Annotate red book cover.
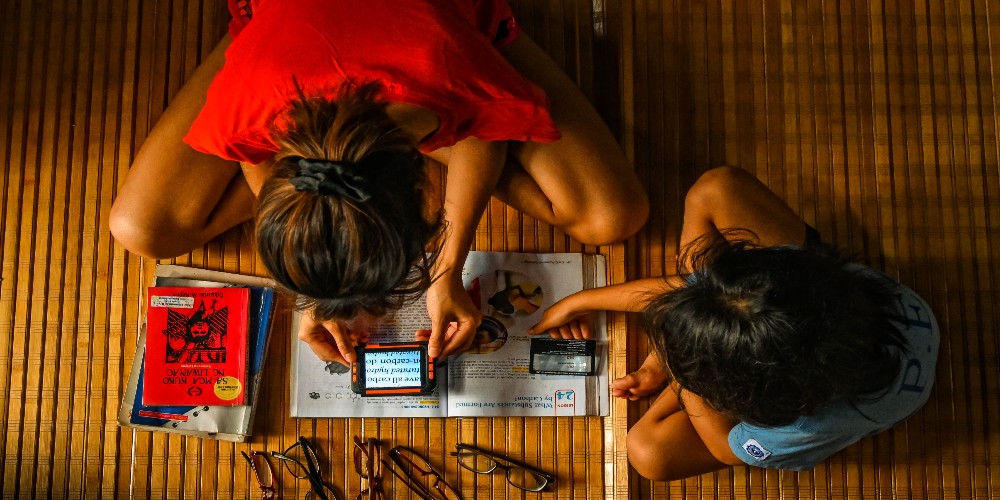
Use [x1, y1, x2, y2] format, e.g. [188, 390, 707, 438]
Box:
[142, 286, 250, 406]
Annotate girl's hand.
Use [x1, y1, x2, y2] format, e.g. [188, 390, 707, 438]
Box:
[528, 292, 594, 339]
[425, 274, 481, 359]
[297, 309, 371, 366]
[611, 352, 671, 400]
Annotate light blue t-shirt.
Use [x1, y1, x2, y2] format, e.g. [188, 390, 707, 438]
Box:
[727, 265, 940, 471]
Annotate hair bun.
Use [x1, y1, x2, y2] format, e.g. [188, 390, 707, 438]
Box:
[289, 157, 371, 202]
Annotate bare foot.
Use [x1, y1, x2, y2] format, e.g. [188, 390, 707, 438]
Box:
[611, 353, 670, 400]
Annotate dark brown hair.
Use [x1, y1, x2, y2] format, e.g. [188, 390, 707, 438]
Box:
[256, 82, 442, 322]
[642, 233, 907, 427]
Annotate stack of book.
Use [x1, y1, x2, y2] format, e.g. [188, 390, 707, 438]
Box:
[118, 265, 277, 442]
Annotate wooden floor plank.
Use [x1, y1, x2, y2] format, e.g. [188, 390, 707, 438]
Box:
[1, 0, 999, 498]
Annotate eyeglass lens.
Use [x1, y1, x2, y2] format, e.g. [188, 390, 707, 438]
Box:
[273, 438, 340, 500]
[353, 437, 384, 500]
[242, 451, 276, 493]
[353, 437, 380, 478]
[304, 482, 339, 500]
[281, 438, 323, 479]
[454, 447, 549, 491]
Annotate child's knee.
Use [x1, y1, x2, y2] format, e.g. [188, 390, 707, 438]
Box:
[626, 426, 672, 481]
[685, 166, 750, 211]
[625, 428, 653, 471]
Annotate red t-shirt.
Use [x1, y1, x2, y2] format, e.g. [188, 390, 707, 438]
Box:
[187, 0, 561, 164]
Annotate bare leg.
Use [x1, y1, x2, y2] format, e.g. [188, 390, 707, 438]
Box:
[110, 35, 256, 259]
[680, 167, 808, 254]
[495, 35, 649, 245]
[627, 386, 728, 480]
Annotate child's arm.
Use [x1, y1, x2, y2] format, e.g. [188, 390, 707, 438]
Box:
[528, 277, 681, 339]
[531, 168, 808, 339]
[425, 137, 507, 359]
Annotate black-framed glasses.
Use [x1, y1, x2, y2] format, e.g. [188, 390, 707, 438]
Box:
[383, 445, 462, 500]
[242, 450, 278, 500]
[451, 444, 554, 492]
[352, 436, 384, 500]
[271, 436, 341, 500]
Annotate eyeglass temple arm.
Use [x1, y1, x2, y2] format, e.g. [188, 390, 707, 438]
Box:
[453, 445, 555, 480]
[382, 457, 439, 500]
[300, 459, 336, 500]
[297, 437, 338, 495]
[271, 450, 334, 500]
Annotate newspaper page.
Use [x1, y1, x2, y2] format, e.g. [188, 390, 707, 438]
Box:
[446, 252, 608, 417]
[289, 251, 608, 418]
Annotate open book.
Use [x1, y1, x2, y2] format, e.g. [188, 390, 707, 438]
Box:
[290, 251, 609, 418]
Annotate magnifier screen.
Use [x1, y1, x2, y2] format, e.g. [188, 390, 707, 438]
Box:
[363, 349, 423, 389]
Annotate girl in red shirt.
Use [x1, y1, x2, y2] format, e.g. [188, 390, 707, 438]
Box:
[110, 0, 648, 365]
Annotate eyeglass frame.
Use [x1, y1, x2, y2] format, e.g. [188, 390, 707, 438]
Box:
[270, 436, 341, 500]
[450, 443, 555, 492]
[382, 445, 462, 500]
[352, 436, 384, 500]
[241, 450, 278, 500]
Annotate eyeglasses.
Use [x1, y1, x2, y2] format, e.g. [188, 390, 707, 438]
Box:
[451, 444, 554, 492]
[242, 450, 278, 500]
[271, 436, 341, 500]
[383, 445, 462, 500]
[352, 436, 384, 500]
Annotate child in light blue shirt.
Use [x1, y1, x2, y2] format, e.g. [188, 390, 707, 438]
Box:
[530, 167, 940, 479]
[726, 263, 938, 470]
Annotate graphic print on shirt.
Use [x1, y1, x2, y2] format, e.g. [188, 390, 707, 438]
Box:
[742, 439, 772, 461]
[894, 291, 935, 397]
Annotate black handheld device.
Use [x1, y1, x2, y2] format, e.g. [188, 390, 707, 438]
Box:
[350, 341, 436, 396]
[529, 338, 598, 376]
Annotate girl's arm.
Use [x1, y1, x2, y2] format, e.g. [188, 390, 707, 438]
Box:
[425, 137, 507, 359]
[240, 159, 274, 197]
[528, 276, 683, 338]
[110, 35, 256, 259]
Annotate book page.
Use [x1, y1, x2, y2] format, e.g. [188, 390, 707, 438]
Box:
[289, 301, 448, 418]
[446, 252, 608, 417]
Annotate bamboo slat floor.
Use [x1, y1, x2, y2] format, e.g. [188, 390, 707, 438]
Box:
[1, 0, 997, 498]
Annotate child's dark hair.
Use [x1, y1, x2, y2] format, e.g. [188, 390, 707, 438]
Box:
[642, 233, 907, 427]
[256, 82, 442, 322]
